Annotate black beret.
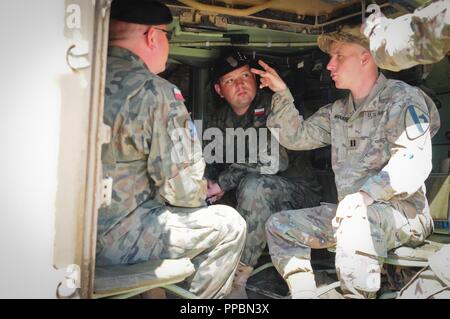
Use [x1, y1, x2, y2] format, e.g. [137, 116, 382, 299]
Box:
[111, 0, 173, 26]
[213, 50, 256, 83]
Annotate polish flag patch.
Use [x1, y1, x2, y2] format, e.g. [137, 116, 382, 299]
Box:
[173, 87, 184, 100]
[254, 108, 265, 116]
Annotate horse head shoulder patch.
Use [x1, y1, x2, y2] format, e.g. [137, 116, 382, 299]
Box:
[404, 105, 430, 140]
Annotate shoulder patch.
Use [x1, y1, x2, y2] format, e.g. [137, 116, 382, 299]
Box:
[186, 119, 197, 141]
[173, 87, 184, 101]
[404, 105, 430, 140]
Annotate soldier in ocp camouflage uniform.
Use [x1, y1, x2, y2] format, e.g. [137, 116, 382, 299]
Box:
[95, 0, 246, 299]
[204, 50, 321, 298]
[252, 25, 440, 298]
[362, 0, 449, 71]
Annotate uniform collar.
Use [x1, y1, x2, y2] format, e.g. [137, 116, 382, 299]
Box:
[108, 46, 149, 72]
[223, 90, 271, 127]
[348, 73, 387, 122]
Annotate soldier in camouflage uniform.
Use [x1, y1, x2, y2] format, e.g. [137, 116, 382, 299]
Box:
[252, 26, 441, 298]
[204, 50, 322, 298]
[362, 0, 449, 71]
[95, 0, 246, 299]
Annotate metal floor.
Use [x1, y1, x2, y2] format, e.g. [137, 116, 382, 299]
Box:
[246, 248, 340, 299]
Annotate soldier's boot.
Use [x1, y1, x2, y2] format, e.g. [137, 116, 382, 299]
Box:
[287, 272, 318, 299]
[227, 262, 253, 299]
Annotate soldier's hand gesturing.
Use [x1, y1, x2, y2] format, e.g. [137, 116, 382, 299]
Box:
[251, 60, 287, 92]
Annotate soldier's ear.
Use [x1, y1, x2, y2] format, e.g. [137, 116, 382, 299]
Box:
[144, 27, 157, 49]
[214, 83, 224, 98]
[361, 51, 371, 66]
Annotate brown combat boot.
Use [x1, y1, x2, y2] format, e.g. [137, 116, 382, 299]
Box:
[226, 262, 253, 299]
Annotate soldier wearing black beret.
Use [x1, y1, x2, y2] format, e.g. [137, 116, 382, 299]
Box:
[97, 0, 247, 299]
[205, 49, 322, 298]
[212, 50, 255, 84]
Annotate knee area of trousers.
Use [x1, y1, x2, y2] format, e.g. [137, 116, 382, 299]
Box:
[265, 212, 285, 234]
[335, 212, 373, 245]
[212, 204, 247, 234]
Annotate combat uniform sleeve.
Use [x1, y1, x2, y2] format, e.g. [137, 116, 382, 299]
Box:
[360, 88, 440, 201]
[217, 165, 251, 192]
[367, 0, 450, 71]
[147, 82, 207, 207]
[267, 89, 332, 150]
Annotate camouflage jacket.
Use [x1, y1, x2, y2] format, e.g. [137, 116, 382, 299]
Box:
[267, 74, 440, 215]
[99, 47, 206, 236]
[205, 90, 320, 194]
[366, 0, 449, 71]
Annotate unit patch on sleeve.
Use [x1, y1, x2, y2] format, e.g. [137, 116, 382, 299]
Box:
[404, 105, 430, 140]
[185, 119, 198, 141]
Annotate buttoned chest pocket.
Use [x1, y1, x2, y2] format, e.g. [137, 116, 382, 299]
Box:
[331, 119, 349, 165]
[360, 111, 381, 137]
[359, 113, 388, 169]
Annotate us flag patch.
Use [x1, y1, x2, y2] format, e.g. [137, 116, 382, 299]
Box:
[173, 87, 184, 100]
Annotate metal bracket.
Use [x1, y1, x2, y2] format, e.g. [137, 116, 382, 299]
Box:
[66, 44, 91, 71]
[208, 15, 228, 28]
[100, 176, 113, 207]
[99, 123, 111, 145]
[179, 10, 196, 24]
[55, 264, 81, 299]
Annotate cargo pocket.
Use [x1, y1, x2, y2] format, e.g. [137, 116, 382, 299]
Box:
[160, 160, 207, 207]
[393, 200, 431, 247]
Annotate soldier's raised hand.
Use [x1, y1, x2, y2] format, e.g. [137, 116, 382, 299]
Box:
[251, 60, 287, 93]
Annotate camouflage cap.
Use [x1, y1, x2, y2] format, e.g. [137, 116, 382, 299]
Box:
[111, 0, 173, 26]
[317, 25, 369, 54]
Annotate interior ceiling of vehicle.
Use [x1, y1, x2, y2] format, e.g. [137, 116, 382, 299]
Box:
[162, 0, 425, 64]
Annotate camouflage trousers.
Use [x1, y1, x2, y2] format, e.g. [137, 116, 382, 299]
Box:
[266, 201, 433, 298]
[96, 202, 246, 299]
[234, 173, 320, 267]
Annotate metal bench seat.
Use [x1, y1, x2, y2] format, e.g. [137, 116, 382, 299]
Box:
[93, 258, 196, 299]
